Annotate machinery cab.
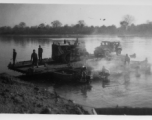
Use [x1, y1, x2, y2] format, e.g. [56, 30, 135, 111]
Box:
[52, 41, 88, 63]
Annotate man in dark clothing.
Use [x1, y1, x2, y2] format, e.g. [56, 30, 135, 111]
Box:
[38, 45, 43, 62]
[64, 39, 66, 44]
[13, 49, 17, 65]
[125, 54, 130, 65]
[31, 49, 38, 67]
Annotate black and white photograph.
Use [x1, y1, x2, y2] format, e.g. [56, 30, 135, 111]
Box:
[1, 0, 152, 118]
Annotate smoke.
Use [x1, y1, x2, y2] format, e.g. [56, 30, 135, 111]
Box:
[84, 38, 101, 54]
[82, 36, 152, 76]
[86, 57, 124, 74]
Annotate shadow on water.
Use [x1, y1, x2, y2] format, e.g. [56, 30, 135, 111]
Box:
[18, 74, 93, 96]
[53, 83, 93, 98]
[96, 79, 110, 88]
[18, 74, 94, 100]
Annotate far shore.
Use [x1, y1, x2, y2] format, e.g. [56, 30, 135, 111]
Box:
[0, 34, 116, 38]
[1, 34, 152, 38]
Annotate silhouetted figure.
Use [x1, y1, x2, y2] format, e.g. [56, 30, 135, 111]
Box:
[100, 66, 110, 79]
[31, 49, 38, 67]
[80, 66, 87, 83]
[74, 38, 79, 46]
[38, 45, 43, 62]
[101, 66, 106, 72]
[145, 57, 148, 63]
[13, 49, 17, 65]
[124, 54, 130, 65]
[64, 39, 66, 44]
[144, 57, 151, 74]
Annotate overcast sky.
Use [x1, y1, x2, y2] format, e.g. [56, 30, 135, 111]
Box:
[1, 0, 152, 27]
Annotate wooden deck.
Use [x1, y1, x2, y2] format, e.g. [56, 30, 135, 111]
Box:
[8, 54, 150, 76]
[8, 58, 86, 75]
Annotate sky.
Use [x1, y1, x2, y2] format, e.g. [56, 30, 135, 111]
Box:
[1, 0, 152, 27]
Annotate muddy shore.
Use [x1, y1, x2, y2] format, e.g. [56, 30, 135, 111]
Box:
[0, 73, 89, 114]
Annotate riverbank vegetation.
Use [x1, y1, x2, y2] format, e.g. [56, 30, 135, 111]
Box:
[1, 15, 152, 37]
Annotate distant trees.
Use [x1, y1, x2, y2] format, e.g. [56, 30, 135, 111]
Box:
[18, 22, 26, 28]
[77, 20, 86, 27]
[146, 20, 152, 24]
[123, 15, 134, 26]
[1, 16, 152, 36]
[13, 22, 26, 29]
[120, 15, 134, 30]
[51, 20, 62, 28]
[38, 23, 45, 28]
[120, 21, 128, 28]
[119, 15, 135, 35]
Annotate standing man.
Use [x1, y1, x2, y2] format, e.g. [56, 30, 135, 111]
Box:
[124, 54, 130, 65]
[74, 38, 79, 46]
[38, 45, 43, 62]
[13, 49, 17, 65]
[64, 39, 66, 44]
[31, 49, 38, 67]
[80, 66, 87, 83]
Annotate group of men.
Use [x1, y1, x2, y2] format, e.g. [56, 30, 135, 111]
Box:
[12, 45, 43, 67]
[31, 45, 43, 67]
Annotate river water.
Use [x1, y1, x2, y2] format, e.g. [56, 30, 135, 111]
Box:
[1, 35, 152, 108]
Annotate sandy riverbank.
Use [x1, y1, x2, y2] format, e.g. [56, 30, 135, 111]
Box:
[0, 73, 89, 114]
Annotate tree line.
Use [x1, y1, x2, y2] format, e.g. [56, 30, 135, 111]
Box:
[1, 15, 152, 36]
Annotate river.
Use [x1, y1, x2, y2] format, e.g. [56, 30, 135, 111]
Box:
[1, 35, 152, 108]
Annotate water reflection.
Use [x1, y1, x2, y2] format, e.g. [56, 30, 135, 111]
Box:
[53, 83, 92, 99]
[100, 80, 110, 88]
[0, 36, 51, 47]
[123, 72, 130, 91]
[80, 84, 92, 98]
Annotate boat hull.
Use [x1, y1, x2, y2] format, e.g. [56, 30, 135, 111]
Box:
[52, 68, 91, 83]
